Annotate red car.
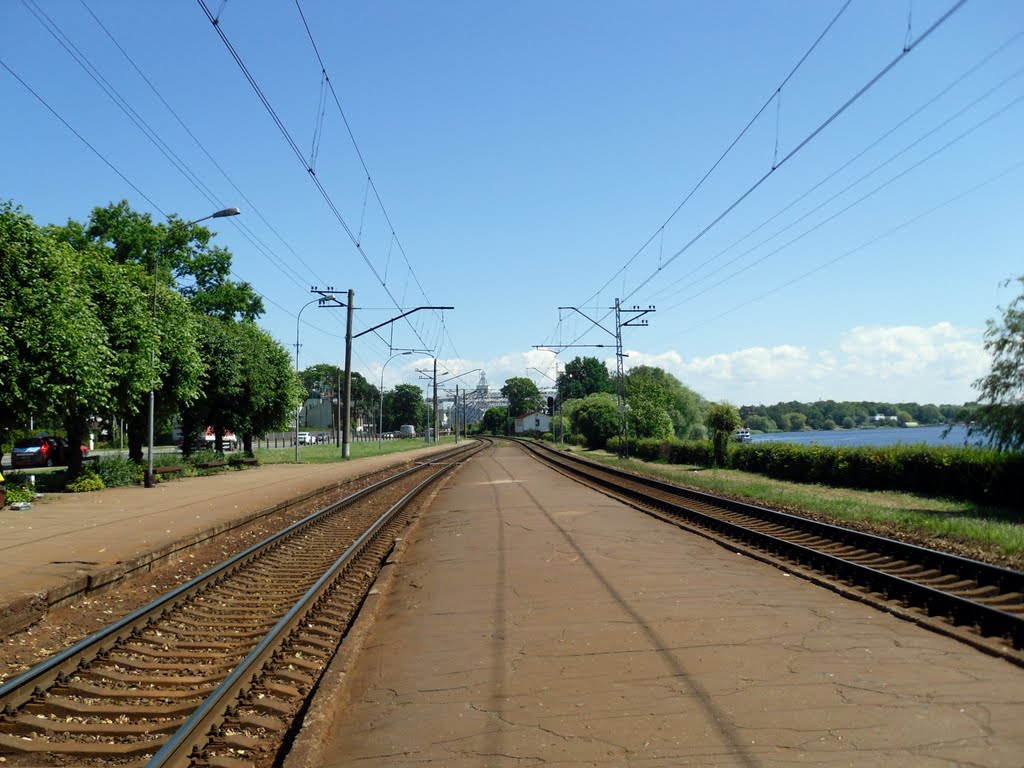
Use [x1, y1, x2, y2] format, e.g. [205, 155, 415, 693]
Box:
[10, 436, 88, 468]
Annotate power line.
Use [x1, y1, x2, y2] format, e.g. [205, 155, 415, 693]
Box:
[197, 0, 443, 356]
[291, 0, 457, 358]
[578, 0, 853, 310]
[649, 28, 1024, 305]
[0, 56, 166, 214]
[78, 0, 328, 288]
[24, 0, 321, 294]
[546, 0, 970, 353]
[682, 157, 1024, 331]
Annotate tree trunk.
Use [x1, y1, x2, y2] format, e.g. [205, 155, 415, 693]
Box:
[127, 413, 145, 464]
[65, 418, 86, 479]
[243, 433, 253, 457]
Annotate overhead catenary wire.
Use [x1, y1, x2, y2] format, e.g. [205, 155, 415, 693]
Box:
[78, 0, 329, 287]
[29, 0, 324, 294]
[647, 27, 1024, 305]
[666, 91, 1024, 310]
[682, 157, 1024, 332]
[577, 0, 853, 311]
[0, 56, 165, 215]
[1, 46, 338, 361]
[290, 0, 458, 359]
[658, 68, 1024, 308]
[197, 0, 444, 357]
[544, 0, 970, 355]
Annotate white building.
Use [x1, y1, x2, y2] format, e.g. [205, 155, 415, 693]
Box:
[515, 411, 552, 434]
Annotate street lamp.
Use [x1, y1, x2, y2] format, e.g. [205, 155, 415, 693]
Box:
[146, 207, 240, 488]
[378, 351, 413, 449]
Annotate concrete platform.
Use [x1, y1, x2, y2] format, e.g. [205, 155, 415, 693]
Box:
[0, 445, 451, 635]
[292, 442, 1024, 767]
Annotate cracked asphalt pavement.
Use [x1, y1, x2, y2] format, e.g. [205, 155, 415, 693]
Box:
[302, 443, 1024, 767]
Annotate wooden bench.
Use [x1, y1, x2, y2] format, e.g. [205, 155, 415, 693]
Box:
[229, 457, 259, 467]
[153, 465, 184, 475]
[195, 460, 228, 470]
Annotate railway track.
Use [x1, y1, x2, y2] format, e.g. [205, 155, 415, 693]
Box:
[0, 441, 480, 768]
[517, 439, 1024, 663]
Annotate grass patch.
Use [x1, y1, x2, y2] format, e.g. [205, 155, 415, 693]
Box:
[584, 450, 1024, 566]
[253, 436, 459, 465]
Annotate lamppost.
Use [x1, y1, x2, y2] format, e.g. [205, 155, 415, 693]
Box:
[146, 207, 240, 488]
[378, 351, 414, 450]
[294, 290, 343, 463]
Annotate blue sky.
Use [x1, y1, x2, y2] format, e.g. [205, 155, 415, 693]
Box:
[3, 1, 1021, 406]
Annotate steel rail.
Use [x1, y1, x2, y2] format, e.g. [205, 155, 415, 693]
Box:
[147, 446, 472, 767]
[0, 445, 472, 712]
[518, 439, 1024, 650]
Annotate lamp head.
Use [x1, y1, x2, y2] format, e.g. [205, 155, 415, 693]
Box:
[212, 207, 241, 218]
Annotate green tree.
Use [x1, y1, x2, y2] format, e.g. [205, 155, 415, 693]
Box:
[501, 377, 543, 418]
[625, 373, 673, 440]
[300, 364, 342, 399]
[180, 315, 244, 455]
[387, 384, 427, 429]
[70, 202, 258, 458]
[706, 402, 741, 468]
[557, 356, 613, 401]
[626, 365, 707, 439]
[572, 392, 620, 449]
[784, 412, 807, 431]
[232, 322, 299, 455]
[0, 203, 114, 467]
[971, 275, 1024, 450]
[745, 414, 777, 433]
[481, 407, 509, 435]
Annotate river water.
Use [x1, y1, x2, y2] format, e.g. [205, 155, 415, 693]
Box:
[747, 425, 982, 448]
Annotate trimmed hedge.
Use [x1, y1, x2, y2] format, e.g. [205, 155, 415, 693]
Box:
[729, 441, 1022, 508]
[610, 436, 1022, 508]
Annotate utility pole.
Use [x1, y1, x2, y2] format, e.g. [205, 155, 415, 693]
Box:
[342, 288, 355, 458]
[433, 357, 439, 443]
[538, 299, 654, 456]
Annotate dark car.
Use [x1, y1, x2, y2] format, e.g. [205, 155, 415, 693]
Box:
[10, 436, 87, 468]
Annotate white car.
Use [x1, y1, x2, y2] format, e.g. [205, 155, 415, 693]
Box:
[297, 432, 313, 445]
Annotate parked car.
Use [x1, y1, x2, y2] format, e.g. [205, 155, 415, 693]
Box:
[297, 432, 313, 445]
[10, 436, 87, 468]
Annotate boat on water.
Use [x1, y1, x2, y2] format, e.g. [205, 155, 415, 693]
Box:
[734, 427, 752, 442]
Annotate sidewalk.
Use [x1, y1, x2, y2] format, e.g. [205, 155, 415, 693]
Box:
[291, 442, 1024, 767]
[0, 445, 451, 635]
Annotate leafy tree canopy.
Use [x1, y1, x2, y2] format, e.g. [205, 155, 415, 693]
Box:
[501, 377, 543, 417]
[706, 402, 741, 467]
[481, 406, 509, 435]
[972, 275, 1024, 451]
[0, 202, 114, 447]
[558, 356, 613, 401]
[626, 365, 707, 439]
[571, 392, 619, 449]
[77, 201, 264, 321]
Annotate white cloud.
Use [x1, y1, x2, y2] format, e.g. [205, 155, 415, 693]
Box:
[631, 322, 987, 405]
[413, 322, 988, 406]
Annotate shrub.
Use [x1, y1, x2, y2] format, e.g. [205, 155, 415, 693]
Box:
[97, 456, 142, 488]
[4, 476, 36, 504]
[541, 432, 554, 442]
[65, 468, 105, 493]
[729, 441, 1023, 508]
[189, 448, 224, 465]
